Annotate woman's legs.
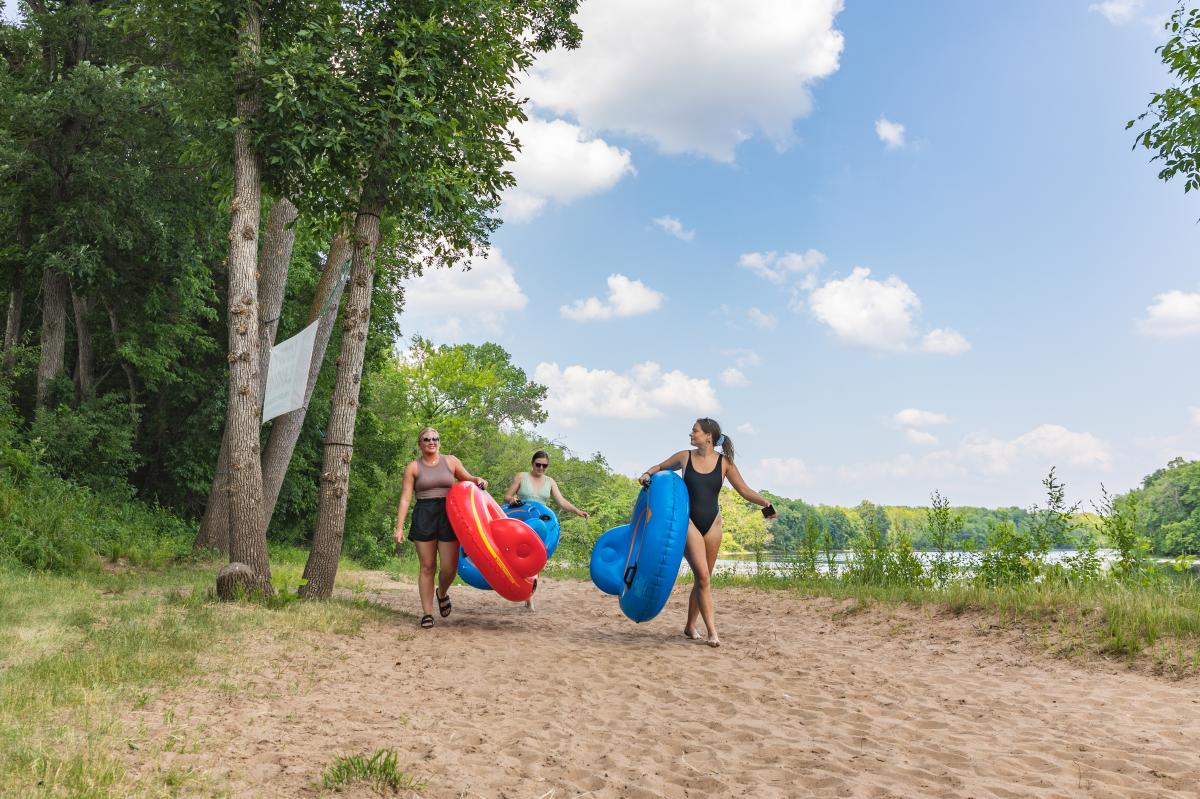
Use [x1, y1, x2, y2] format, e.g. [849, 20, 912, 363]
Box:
[685, 517, 723, 641]
[436, 540, 459, 604]
[682, 521, 721, 646]
[414, 540, 438, 617]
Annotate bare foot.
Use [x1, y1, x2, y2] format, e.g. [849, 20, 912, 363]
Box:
[525, 599, 534, 611]
[706, 635, 721, 648]
[683, 627, 702, 640]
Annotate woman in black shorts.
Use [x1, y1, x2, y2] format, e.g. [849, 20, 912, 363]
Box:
[639, 418, 776, 647]
[394, 427, 489, 629]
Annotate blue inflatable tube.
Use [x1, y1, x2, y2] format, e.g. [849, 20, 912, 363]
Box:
[589, 471, 690, 622]
[459, 499, 561, 591]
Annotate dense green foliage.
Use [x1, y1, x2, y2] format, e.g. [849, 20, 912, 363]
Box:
[1130, 3, 1200, 197]
[1118, 457, 1200, 556]
[0, 379, 192, 572]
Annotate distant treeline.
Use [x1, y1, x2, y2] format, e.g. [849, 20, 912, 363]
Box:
[756, 498, 1033, 554]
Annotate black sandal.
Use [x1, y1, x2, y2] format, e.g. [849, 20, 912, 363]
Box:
[419, 614, 434, 629]
[436, 591, 452, 618]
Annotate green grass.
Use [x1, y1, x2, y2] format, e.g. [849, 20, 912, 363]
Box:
[712, 568, 1200, 674]
[0, 560, 395, 798]
[321, 749, 423, 793]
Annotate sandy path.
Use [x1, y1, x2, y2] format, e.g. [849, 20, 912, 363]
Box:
[127, 576, 1200, 798]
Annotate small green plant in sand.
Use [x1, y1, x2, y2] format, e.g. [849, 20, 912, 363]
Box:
[322, 749, 423, 793]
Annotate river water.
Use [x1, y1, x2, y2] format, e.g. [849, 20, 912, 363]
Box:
[705, 549, 1120, 577]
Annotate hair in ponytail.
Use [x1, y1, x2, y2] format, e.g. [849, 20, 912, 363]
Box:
[695, 417, 734, 462]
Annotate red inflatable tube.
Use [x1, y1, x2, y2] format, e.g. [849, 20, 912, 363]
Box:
[445, 481, 547, 602]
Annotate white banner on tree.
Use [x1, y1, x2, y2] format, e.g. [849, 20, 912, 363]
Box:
[261, 320, 318, 424]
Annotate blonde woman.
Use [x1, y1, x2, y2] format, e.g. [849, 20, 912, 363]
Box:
[394, 428, 489, 629]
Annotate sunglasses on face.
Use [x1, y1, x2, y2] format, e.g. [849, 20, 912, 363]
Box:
[533, 462, 549, 469]
[421, 437, 440, 443]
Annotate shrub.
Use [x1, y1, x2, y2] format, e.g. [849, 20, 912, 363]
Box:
[30, 393, 140, 495]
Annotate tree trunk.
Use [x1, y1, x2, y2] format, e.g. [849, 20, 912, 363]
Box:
[105, 301, 140, 431]
[197, 434, 233, 553]
[196, 196, 297, 553]
[220, 0, 271, 597]
[260, 229, 352, 526]
[3, 263, 23, 371]
[36, 267, 70, 407]
[70, 286, 95, 402]
[300, 207, 383, 599]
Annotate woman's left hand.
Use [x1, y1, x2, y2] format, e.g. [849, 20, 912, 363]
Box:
[578, 509, 590, 519]
[475, 477, 489, 491]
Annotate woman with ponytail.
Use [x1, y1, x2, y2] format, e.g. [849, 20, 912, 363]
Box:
[638, 417, 776, 647]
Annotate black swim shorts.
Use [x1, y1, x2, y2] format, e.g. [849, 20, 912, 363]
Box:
[409, 497, 457, 543]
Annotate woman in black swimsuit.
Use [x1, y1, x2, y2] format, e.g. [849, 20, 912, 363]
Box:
[639, 418, 776, 647]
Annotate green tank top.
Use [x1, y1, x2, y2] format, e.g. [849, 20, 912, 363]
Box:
[518, 473, 552, 503]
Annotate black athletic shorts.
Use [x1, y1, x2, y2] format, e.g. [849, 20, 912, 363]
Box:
[409, 498, 457, 543]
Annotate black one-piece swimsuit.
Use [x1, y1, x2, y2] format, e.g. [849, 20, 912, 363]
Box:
[683, 453, 723, 535]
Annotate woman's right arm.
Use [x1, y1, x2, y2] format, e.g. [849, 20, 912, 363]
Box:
[503, 473, 523, 504]
[638, 451, 686, 486]
[394, 462, 417, 543]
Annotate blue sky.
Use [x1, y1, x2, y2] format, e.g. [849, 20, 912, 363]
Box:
[7, 0, 1197, 508]
[404, 0, 1200, 509]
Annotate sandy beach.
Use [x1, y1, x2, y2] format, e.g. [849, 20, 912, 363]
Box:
[125, 575, 1200, 798]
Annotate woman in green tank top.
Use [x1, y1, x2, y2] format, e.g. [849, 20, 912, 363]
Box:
[503, 450, 589, 517]
[503, 450, 589, 610]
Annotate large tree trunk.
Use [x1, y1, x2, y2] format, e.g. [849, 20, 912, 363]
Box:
[106, 302, 139, 412]
[300, 206, 382, 599]
[105, 302, 139, 434]
[3, 263, 23, 371]
[196, 197, 297, 553]
[260, 229, 352, 525]
[36, 267, 70, 407]
[219, 0, 271, 597]
[70, 286, 95, 402]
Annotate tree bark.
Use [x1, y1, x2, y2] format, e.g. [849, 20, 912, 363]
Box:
[36, 267, 70, 407]
[196, 196, 297, 553]
[260, 229, 352, 526]
[221, 0, 271, 596]
[300, 207, 382, 599]
[105, 302, 139, 421]
[70, 286, 95, 402]
[3, 263, 23, 371]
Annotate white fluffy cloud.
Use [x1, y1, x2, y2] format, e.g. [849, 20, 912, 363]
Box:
[961, 425, 1112, 475]
[738, 249, 826, 284]
[524, 0, 845, 161]
[1138, 290, 1200, 336]
[807, 267, 970, 354]
[402, 248, 527, 339]
[824, 423, 1113, 497]
[1089, 0, 1143, 25]
[721, 368, 749, 387]
[808, 267, 920, 351]
[757, 457, 812, 489]
[747, 308, 778, 329]
[736, 422, 757, 435]
[875, 116, 906, 149]
[897, 408, 949, 447]
[503, 117, 634, 221]
[895, 408, 951, 427]
[535, 361, 719, 425]
[922, 328, 971, 355]
[653, 215, 695, 241]
[561, 274, 665, 321]
[724, 348, 762, 369]
[905, 429, 939, 446]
